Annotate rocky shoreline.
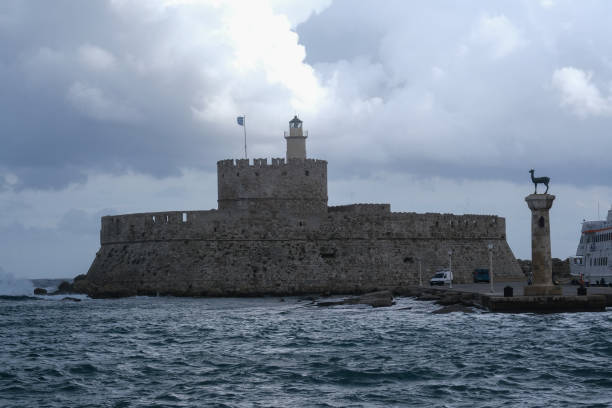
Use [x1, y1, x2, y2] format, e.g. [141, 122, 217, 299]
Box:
[314, 287, 484, 313]
[30, 279, 612, 312]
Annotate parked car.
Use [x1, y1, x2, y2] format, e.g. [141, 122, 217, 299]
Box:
[430, 269, 453, 286]
[473, 268, 490, 283]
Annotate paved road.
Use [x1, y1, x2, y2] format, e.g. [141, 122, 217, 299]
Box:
[428, 281, 612, 297]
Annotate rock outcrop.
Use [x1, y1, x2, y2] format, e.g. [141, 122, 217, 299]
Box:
[49, 276, 88, 296]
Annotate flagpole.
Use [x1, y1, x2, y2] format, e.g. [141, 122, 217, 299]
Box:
[243, 114, 247, 159]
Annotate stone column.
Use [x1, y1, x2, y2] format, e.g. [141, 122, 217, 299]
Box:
[524, 194, 562, 296]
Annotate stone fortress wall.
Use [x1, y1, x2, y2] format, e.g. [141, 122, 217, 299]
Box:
[84, 180, 522, 297]
[80, 117, 524, 298]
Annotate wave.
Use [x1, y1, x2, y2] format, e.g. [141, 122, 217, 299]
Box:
[0, 267, 35, 296]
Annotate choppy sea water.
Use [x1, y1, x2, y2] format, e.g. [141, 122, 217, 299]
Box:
[1, 295, 611, 408]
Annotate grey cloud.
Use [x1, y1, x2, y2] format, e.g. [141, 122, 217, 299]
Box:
[298, 0, 612, 186]
[4, 0, 612, 191]
[0, 0, 252, 189]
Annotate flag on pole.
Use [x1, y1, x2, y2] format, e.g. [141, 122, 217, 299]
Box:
[237, 115, 247, 158]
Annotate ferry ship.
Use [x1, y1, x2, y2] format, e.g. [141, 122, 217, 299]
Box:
[569, 205, 612, 284]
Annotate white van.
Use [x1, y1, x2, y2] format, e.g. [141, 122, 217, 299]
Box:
[430, 269, 453, 286]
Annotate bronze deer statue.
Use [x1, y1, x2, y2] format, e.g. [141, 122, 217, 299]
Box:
[529, 169, 549, 194]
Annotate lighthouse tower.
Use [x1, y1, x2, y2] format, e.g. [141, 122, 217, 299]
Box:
[284, 115, 307, 160]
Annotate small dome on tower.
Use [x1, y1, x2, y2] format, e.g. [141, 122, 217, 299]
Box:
[289, 115, 302, 128]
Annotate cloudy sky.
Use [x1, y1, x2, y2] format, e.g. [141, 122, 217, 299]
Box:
[2, 0, 612, 278]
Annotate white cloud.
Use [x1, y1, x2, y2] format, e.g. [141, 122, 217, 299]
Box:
[78, 44, 116, 71]
[268, 0, 333, 28]
[540, 0, 555, 8]
[471, 14, 525, 58]
[67, 82, 141, 122]
[103, 0, 329, 124]
[221, 2, 326, 113]
[551, 67, 612, 117]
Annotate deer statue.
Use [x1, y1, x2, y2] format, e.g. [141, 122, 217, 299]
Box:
[529, 169, 550, 194]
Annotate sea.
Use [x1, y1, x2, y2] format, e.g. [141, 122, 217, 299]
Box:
[1, 274, 611, 407]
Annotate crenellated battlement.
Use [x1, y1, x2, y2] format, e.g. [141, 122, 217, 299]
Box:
[100, 210, 220, 244]
[328, 204, 391, 214]
[217, 157, 327, 169]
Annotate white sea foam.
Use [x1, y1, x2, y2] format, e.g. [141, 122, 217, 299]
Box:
[0, 266, 35, 296]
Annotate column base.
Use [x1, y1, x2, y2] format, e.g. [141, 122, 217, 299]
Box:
[523, 284, 562, 296]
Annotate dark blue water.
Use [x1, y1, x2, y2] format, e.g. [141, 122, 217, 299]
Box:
[1, 296, 611, 407]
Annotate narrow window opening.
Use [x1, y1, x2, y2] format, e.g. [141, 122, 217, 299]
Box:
[152, 215, 156, 223]
[305, 170, 309, 176]
[182, 212, 187, 222]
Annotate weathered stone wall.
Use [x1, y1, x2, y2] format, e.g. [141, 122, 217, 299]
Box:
[85, 209, 523, 297]
[216, 158, 327, 215]
[328, 204, 391, 214]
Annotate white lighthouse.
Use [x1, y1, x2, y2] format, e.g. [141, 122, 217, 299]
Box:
[284, 115, 307, 160]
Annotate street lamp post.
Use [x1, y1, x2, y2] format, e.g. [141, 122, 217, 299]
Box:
[418, 257, 422, 287]
[488, 243, 494, 293]
[448, 250, 453, 289]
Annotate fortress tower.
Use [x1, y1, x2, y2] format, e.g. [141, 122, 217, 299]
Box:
[217, 116, 327, 216]
[284, 115, 307, 160]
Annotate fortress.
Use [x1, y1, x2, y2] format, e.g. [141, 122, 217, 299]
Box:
[77, 117, 523, 297]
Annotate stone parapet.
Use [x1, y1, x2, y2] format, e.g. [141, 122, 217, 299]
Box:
[328, 204, 391, 214]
